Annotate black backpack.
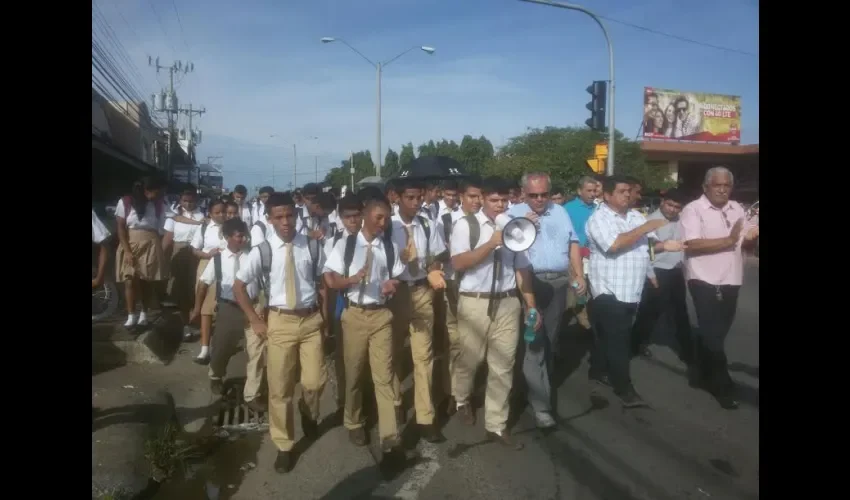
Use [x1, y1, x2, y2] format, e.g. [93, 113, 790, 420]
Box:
[385, 215, 432, 268]
[342, 232, 396, 283]
[255, 235, 319, 296]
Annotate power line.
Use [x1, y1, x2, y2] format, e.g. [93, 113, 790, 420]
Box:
[599, 14, 757, 57]
[170, 0, 191, 52]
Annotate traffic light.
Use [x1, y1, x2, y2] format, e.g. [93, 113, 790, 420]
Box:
[585, 80, 607, 132]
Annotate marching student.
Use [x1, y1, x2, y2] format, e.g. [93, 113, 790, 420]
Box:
[114, 176, 170, 328]
[323, 196, 405, 458]
[433, 176, 482, 416]
[322, 194, 364, 409]
[252, 186, 273, 223]
[192, 218, 267, 412]
[162, 188, 206, 339]
[233, 192, 326, 474]
[232, 184, 253, 225]
[92, 209, 111, 288]
[450, 177, 540, 449]
[388, 177, 447, 443]
[225, 200, 241, 221]
[190, 198, 228, 364]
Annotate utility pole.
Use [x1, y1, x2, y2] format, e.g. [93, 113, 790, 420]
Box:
[149, 57, 196, 182]
[178, 103, 206, 165]
[315, 156, 318, 182]
[272, 164, 276, 189]
[292, 144, 298, 189]
[349, 151, 355, 191]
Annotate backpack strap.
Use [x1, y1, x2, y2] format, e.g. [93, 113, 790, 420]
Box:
[213, 253, 223, 302]
[333, 229, 344, 246]
[258, 240, 272, 295]
[343, 234, 358, 279]
[416, 215, 431, 267]
[254, 220, 267, 237]
[441, 213, 453, 243]
[383, 232, 396, 279]
[307, 237, 320, 279]
[454, 214, 480, 288]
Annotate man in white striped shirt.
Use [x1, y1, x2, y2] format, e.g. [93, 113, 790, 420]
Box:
[585, 175, 684, 407]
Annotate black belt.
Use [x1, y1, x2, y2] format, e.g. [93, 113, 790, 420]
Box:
[534, 271, 569, 280]
[268, 304, 320, 317]
[218, 298, 258, 307]
[403, 278, 429, 288]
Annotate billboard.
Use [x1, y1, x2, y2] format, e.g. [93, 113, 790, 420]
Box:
[642, 87, 741, 144]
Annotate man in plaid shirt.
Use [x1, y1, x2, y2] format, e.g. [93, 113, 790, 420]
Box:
[585, 175, 685, 407]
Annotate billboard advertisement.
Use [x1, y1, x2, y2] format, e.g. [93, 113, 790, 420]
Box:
[642, 87, 741, 143]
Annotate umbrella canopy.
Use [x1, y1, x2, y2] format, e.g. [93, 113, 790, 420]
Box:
[397, 155, 468, 182]
[356, 176, 385, 187]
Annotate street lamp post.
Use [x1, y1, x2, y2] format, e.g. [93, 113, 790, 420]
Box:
[519, 0, 616, 176]
[321, 37, 435, 178]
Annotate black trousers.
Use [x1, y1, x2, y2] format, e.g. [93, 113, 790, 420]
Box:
[631, 267, 693, 362]
[588, 294, 638, 394]
[687, 279, 740, 392]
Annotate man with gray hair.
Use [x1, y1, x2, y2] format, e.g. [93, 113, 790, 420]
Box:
[679, 166, 759, 409]
[509, 172, 585, 429]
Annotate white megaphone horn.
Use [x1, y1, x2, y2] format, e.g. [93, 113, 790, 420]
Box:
[495, 213, 537, 252]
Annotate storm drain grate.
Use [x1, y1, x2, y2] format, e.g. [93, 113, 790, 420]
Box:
[215, 388, 269, 432]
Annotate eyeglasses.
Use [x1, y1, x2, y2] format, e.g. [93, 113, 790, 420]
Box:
[526, 192, 550, 199]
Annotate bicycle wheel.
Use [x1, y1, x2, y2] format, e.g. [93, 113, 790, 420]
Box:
[92, 267, 119, 322]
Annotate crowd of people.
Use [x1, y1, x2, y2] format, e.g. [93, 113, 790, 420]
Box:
[90, 165, 758, 474]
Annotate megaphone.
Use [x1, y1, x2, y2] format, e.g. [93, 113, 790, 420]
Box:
[495, 213, 537, 252]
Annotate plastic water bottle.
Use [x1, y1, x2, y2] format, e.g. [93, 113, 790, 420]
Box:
[573, 280, 587, 306]
[524, 308, 538, 343]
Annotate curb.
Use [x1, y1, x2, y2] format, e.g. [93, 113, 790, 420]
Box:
[92, 313, 183, 368]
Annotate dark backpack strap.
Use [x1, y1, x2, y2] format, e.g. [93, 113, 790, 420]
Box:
[343, 234, 358, 279]
[333, 229, 344, 246]
[307, 237, 320, 279]
[213, 253, 223, 302]
[383, 233, 396, 279]
[201, 220, 208, 240]
[417, 215, 431, 267]
[258, 240, 272, 295]
[441, 213, 453, 243]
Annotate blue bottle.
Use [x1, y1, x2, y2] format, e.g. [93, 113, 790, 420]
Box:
[524, 308, 538, 343]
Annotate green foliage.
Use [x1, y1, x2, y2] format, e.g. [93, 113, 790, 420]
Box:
[323, 127, 670, 192]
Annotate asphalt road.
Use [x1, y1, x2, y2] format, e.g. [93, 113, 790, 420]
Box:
[364, 260, 759, 500]
[154, 260, 758, 499]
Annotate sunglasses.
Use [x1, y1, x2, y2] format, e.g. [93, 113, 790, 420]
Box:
[526, 192, 550, 199]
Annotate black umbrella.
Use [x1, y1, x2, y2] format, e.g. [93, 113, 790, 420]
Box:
[396, 155, 468, 182]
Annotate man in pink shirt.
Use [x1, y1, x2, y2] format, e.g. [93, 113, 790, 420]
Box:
[680, 166, 759, 409]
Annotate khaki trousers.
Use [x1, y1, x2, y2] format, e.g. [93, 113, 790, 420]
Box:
[456, 295, 522, 434]
[390, 283, 436, 425]
[341, 306, 399, 442]
[266, 309, 326, 452]
[208, 301, 267, 402]
[444, 282, 461, 399]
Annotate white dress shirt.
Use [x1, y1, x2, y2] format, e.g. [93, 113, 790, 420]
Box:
[92, 210, 111, 244]
[190, 220, 226, 253]
[237, 231, 323, 309]
[389, 214, 447, 282]
[199, 248, 259, 301]
[163, 210, 205, 243]
[323, 232, 405, 306]
[449, 211, 531, 293]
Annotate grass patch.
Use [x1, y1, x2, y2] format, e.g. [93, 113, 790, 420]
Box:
[143, 422, 222, 482]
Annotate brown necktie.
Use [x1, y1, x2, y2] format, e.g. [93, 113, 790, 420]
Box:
[404, 225, 419, 275]
[284, 242, 297, 309]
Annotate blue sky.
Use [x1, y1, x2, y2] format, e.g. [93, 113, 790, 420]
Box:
[100, 0, 759, 191]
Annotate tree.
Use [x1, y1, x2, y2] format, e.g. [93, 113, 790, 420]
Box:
[457, 135, 494, 174]
[383, 148, 400, 178]
[488, 127, 671, 192]
[322, 150, 375, 189]
[399, 142, 416, 168]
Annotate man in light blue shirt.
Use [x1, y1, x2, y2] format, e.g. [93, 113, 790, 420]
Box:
[564, 176, 599, 247]
[508, 172, 585, 429]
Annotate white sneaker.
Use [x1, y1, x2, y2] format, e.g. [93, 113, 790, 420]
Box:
[534, 411, 557, 429]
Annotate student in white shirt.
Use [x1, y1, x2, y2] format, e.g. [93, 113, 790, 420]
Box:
[387, 178, 448, 443]
[432, 177, 481, 417]
[450, 177, 540, 449]
[162, 188, 206, 338]
[224, 200, 241, 221]
[252, 186, 273, 223]
[190, 198, 228, 363]
[234, 193, 326, 474]
[92, 209, 111, 289]
[323, 196, 405, 459]
[114, 176, 171, 328]
[232, 184, 253, 225]
[192, 219, 266, 412]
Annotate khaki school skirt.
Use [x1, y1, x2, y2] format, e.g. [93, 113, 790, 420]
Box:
[196, 258, 219, 317]
[116, 229, 164, 282]
[168, 242, 197, 311]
